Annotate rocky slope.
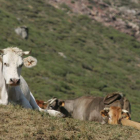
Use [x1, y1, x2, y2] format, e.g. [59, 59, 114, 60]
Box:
[48, 0, 140, 41]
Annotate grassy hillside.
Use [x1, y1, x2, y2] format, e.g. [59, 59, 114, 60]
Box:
[0, 0, 140, 124]
[0, 104, 139, 140]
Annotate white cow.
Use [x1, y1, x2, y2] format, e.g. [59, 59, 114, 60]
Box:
[0, 47, 63, 117]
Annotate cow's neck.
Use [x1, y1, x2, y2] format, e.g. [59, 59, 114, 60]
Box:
[64, 100, 74, 115]
[121, 118, 140, 130]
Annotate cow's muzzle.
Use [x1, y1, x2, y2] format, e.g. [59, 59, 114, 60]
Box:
[9, 78, 20, 86]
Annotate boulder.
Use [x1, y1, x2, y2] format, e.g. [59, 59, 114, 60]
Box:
[15, 26, 28, 39]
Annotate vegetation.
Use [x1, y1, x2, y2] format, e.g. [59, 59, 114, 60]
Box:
[0, 104, 139, 140]
[0, 0, 140, 120]
[0, 0, 140, 138]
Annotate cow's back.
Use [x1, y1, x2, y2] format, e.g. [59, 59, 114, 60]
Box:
[72, 96, 104, 122]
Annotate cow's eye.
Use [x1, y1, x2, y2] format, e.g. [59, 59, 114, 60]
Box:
[4, 63, 9, 67]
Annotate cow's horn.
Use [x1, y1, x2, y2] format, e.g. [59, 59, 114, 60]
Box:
[46, 98, 57, 104]
[46, 99, 53, 104]
[122, 109, 129, 113]
[104, 108, 110, 111]
[49, 98, 57, 104]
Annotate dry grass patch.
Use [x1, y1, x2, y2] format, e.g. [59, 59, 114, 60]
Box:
[0, 105, 139, 140]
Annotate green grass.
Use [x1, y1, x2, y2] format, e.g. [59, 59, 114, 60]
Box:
[0, 0, 140, 123]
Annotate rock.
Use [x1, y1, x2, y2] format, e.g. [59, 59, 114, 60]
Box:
[58, 52, 67, 58]
[127, 22, 139, 31]
[15, 26, 28, 39]
[17, 17, 22, 22]
[119, 7, 137, 15]
[126, 9, 137, 15]
[131, 0, 139, 4]
[47, 0, 140, 42]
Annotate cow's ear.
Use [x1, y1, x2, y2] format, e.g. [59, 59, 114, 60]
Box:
[100, 108, 110, 117]
[22, 51, 31, 55]
[122, 110, 131, 120]
[0, 49, 4, 55]
[0, 50, 4, 62]
[59, 101, 65, 107]
[23, 56, 37, 68]
[0, 55, 2, 62]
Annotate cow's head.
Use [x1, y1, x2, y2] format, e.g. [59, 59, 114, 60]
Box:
[100, 106, 131, 125]
[0, 47, 37, 86]
[46, 98, 65, 110]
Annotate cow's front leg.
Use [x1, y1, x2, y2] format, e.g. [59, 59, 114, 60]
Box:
[0, 86, 8, 105]
[0, 99, 8, 105]
[14, 86, 33, 109]
[17, 95, 33, 109]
